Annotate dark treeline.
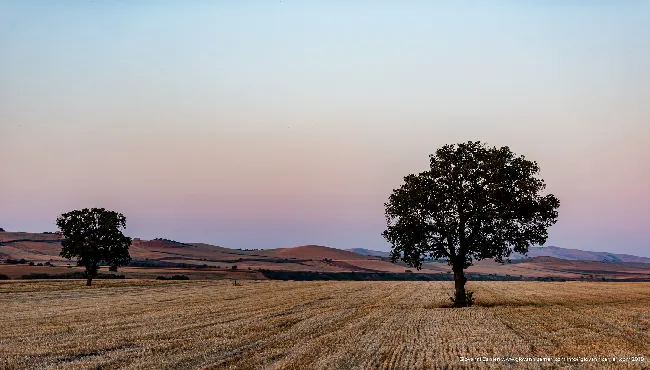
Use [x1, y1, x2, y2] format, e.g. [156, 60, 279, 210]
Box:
[257, 270, 569, 282]
[20, 272, 125, 280]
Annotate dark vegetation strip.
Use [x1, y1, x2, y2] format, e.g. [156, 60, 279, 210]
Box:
[128, 258, 313, 268]
[20, 272, 125, 280]
[257, 270, 650, 282]
[259, 270, 539, 281]
[2, 269, 648, 282]
[0, 239, 62, 244]
[155, 275, 190, 280]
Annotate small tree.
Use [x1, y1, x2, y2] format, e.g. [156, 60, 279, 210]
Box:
[382, 142, 560, 307]
[56, 208, 132, 286]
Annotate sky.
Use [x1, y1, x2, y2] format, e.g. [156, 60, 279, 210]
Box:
[1, 1, 648, 256]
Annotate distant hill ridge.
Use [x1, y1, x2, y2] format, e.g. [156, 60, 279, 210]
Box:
[1, 231, 648, 263]
[345, 248, 391, 258]
[348, 245, 650, 263]
[511, 245, 650, 263]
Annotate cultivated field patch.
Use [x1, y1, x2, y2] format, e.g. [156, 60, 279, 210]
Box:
[1, 281, 648, 369]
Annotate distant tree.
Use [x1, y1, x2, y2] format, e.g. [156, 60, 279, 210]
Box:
[382, 142, 560, 307]
[0, 228, 4, 232]
[56, 208, 132, 286]
[4, 258, 27, 264]
[155, 275, 189, 281]
[232, 265, 237, 270]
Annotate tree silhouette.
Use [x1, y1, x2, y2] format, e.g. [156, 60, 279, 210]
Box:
[382, 142, 560, 307]
[56, 208, 132, 286]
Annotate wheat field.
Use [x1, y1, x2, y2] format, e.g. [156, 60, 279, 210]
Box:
[1, 280, 649, 369]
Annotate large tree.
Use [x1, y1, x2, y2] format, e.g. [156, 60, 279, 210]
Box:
[56, 208, 132, 286]
[382, 142, 560, 307]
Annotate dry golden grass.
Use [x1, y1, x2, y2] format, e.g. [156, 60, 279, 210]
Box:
[1, 280, 649, 369]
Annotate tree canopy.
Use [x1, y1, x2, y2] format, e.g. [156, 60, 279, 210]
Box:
[56, 208, 132, 286]
[382, 141, 560, 306]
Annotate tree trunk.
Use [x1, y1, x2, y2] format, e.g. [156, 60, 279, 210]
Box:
[86, 264, 98, 287]
[453, 265, 468, 307]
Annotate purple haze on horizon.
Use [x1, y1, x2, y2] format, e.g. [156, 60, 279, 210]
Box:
[1, 2, 648, 256]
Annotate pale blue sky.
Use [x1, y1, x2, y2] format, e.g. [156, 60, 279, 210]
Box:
[1, 1, 648, 255]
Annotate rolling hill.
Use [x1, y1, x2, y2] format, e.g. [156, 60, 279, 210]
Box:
[269, 245, 369, 260]
[512, 245, 650, 263]
[345, 248, 391, 258]
[2, 231, 649, 281]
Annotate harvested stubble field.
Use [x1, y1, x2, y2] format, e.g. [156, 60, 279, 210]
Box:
[1, 280, 649, 369]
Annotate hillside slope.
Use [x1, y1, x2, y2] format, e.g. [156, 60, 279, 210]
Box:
[512, 245, 650, 263]
[264, 245, 370, 260]
[2, 231, 650, 280]
[345, 248, 391, 258]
